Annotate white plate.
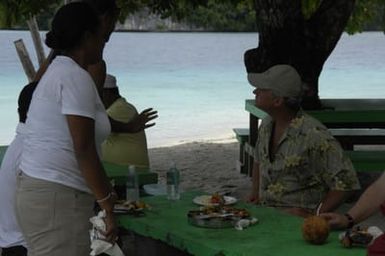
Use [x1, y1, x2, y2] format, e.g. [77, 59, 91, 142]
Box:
[143, 184, 167, 196]
[192, 195, 238, 206]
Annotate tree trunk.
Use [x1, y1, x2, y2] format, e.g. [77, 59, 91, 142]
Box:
[245, 0, 356, 109]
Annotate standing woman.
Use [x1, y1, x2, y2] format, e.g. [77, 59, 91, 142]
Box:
[15, 2, 117, 256]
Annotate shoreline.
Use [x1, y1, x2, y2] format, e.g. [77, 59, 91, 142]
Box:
[148, 133, 238, 149]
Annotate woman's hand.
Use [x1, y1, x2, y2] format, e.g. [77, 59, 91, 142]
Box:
[103, 211, 119, 244]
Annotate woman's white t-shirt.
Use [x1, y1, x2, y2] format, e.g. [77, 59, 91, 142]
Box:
[20, 56, 110, 193]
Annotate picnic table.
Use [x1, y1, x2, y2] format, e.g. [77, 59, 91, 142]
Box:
[117, 191, 365, 256]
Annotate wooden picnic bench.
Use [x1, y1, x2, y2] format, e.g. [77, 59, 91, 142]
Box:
[237, 99, 385, 176]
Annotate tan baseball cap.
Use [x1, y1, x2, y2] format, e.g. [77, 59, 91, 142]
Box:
[247, 65, 302, 98]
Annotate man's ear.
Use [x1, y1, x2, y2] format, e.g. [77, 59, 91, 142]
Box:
[273, 96, 284, 107]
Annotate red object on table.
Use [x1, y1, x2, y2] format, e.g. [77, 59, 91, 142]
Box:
[367, 234, 385, 256]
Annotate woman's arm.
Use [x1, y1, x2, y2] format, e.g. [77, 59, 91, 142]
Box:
[66, 115, 117, 242]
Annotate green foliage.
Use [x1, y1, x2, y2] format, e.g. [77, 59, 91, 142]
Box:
[346, 0, 385, 33]
[301, 0, 321, 19]
[1, 0, 385, 33]
[300, 0, 385, 33]
[180, 0, 256, 31]
[0, 0, 60, 28]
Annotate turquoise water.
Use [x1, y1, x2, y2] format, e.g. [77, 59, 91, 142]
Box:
[1, 31, 385, 147]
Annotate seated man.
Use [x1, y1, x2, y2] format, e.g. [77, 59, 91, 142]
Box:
[101, 74, 157, 168]
[247, 64, 360, 216]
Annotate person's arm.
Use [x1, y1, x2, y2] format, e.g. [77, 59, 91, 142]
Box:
[248, 161, 260, 203]
[318, 190, 352, 213]
[322, 172, 385, 229]
[347, 172, 385, 223]
[314, 136, 360, 213]
[66, 115, 117, 242]
[109, 107, 158, 133]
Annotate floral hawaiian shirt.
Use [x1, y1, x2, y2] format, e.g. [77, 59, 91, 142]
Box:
[255, 109, 360, 210]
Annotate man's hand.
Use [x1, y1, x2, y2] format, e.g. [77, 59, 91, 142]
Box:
[130, 108, 158, 132]
[320, 212, 349, 230]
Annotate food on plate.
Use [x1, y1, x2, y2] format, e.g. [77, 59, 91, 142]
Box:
[193, 194, 237, 206]
[210, 193, 225, 205]
[187, 205, 254, 229]
[339, 226, 374, 248]
[302, 216, 330, 245]
[189, 205, 250, 219]
[114, 200, 151, 214]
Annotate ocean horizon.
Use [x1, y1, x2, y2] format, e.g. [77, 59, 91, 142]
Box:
[1, 31, 385, 148]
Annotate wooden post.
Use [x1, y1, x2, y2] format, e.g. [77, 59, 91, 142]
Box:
[27, 16, 45, 66]
[14, 39, 36, 82]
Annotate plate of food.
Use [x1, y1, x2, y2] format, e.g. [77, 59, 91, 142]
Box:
[192, 193, 237, 206]
[113, 200, 150, 216]
[187, 205, 255, 229]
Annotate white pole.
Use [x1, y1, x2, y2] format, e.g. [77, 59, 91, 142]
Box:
[14, 39, 36, 82]
[27, 16, 45, 66]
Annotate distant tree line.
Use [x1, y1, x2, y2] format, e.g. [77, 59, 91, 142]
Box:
[0, 0, 383, 32]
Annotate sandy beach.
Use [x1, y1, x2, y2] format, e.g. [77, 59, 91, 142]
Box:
[148, 138, 251, 198]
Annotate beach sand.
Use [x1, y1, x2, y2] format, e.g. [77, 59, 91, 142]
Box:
[148, 139, 251, 198]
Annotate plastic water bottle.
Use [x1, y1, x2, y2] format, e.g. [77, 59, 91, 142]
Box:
[126, 165, 139, 202]
[167, 162, 180, 200]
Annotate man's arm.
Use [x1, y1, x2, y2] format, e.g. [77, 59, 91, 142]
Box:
[318, 190, 352, 213]
[316, 136, 360, 213]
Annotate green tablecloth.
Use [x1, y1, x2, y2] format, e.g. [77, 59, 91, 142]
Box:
[118, 192, 365, 256]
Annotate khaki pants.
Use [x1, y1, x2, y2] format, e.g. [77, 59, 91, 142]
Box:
[15, 173, 94, 256]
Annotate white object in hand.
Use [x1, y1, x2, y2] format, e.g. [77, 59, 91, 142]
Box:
[89, 210, 124, 256]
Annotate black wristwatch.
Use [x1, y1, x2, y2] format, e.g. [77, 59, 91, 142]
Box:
[344, 213, 355, 229]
